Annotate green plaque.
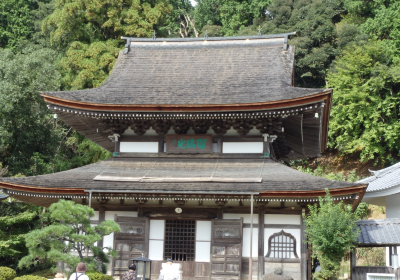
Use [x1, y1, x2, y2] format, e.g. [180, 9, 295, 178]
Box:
[165, 135, 213, 154]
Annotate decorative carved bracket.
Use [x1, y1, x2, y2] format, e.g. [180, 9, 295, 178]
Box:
[151, 120, 172, 135]
[255, 119, 274, 134]
[130, 120, 151, 135]
[192, 120, 210, 134]
[174, 199, 186, 206]
[211, 120, 231, 135]
[232, 119, 254, 135]
[215, 200, 227, 206]
[101, 119, 131, 134]
[172, 120, 191, 134]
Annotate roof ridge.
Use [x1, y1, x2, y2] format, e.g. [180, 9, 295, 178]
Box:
[121, 32, 296, 42]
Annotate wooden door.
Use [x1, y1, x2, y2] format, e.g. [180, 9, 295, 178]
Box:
[210, 219, 243, 280]
[113, 216, 150, 276]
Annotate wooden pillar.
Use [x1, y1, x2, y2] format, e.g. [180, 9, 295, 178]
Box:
[301, 208, 307, 280]
[158, 136, 164, 153]
[350, 248, 356, 280]
[217, 138, 222, 153]
[258, 207, 265, 280]
[217, 208, 223, 219]
[263, 141, 270, 157]
[138, 207, 144, 217]
[98, 206, 105, 248]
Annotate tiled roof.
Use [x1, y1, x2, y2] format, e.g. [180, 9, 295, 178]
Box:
[357, 219, 400, 246]
[357, 162, 400, 192]
[0, 193, 8, 200]
[0, 158, 358, 193]
[42, 36, 328, 106]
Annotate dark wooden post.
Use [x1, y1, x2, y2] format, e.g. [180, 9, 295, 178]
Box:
[301, 208, 307, 280]
[258, 207, 265, 280]
[98, 206, 106, 249]
[350, 248, 356, 280]
[158, 136, 164, 153]
[217, 208, 223, 219]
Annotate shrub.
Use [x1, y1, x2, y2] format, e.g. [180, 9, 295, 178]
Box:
[0, 267, 17, 280]
[14, 276, 47, 280]
[86, 271, 113, 280]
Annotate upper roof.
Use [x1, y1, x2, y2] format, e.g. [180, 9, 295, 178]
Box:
[357, 162, 400, 193]
[357, 219, 400, 246]
[41, 34, 328, 109]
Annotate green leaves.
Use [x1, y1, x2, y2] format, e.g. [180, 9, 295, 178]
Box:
[304, 190, 360, 280]
[42, 0, 172, 49]
[60, 40, 120, 90]
[327, 40, 400, 162]
[0, 47, 61, 176]
[19, 200, 120, 273]
[194, 0, 271, 36]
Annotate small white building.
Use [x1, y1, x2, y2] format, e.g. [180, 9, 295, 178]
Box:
[358, 163, 400, 267]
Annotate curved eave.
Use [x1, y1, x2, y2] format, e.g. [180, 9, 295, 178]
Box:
[0, 181, 85, 194]
[1, 180, 366, 197]
[259, 185, 367, 197]
[260, 184, 367, 210]
[40, 90, 332, 112]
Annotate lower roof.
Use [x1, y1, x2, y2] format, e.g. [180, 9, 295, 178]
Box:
[357, 219, 400, 246]
[0, 158, 365, 196]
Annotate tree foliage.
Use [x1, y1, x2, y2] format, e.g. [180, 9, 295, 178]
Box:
[42, 0, 173, 49]
[159, 0, 198, 38]
[238, 0, 349, 88]
[19, 200, 120, 273]
[0, 47, 60, 176]
[0, 201, 44, 272]
[0, 0, 34, 49]
[60, 40, 120, 90]
[194, 0, 271, 36]
[327, 40, 400, 162]
[304, 189, 360, 280]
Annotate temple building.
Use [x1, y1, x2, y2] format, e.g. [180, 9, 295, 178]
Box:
[0, 33, 367, 280]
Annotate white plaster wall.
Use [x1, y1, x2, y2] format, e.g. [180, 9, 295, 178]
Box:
[196, 221, 212, 241]
[150, 220, 165, 239]
[242, 228, 258, 257]
[196, 221, 212, 262]
[149, 220, 165, 260]
[264, 214, 301, 225]
[195, 242, 211, 262]
[93, 211, 99, 220]
[223, 213, 259, 223]
[222, 142, 263, 153]
[149, 240, 164, 260]
[264, 228, 301, 258]
[120, 142, 158, 153]
[385, 193, 400, 218]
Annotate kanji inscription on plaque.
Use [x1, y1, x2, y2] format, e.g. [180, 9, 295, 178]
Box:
[166, 135, 213, 153]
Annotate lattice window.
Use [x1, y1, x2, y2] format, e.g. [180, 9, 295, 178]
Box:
[164, 220, 196, 261]
[266, 230, 298, 258]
